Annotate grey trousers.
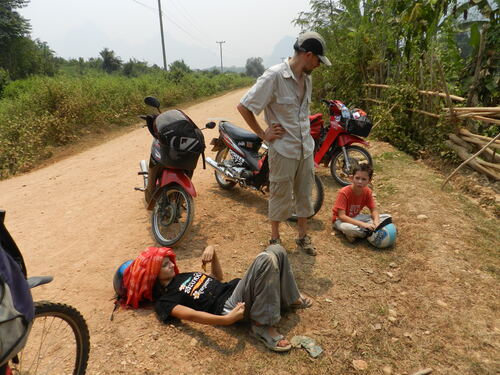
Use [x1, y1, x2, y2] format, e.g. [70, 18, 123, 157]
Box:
[222, 244, 301, 326]
[268, 147, 314, 221]
[334, 213, 392, 238]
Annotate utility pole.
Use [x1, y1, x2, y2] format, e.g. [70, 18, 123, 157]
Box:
[157, 0, 167, 70]
[216, 41, 226, 73]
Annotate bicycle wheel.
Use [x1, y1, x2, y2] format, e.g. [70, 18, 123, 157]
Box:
[330, 145, 373, 186]
[288, 174, 324, 222]
[11, 301, 90, 375]
[151, 184, 194, 246]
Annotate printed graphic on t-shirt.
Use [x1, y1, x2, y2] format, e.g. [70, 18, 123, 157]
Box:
[178, 272, 212, 299]
[349, 205, 361, 217]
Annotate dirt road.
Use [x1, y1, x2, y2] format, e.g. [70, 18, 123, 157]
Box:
[1, 88, 498, 374]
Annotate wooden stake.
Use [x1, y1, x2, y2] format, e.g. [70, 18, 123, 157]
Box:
[434, 56, 457, 125]
[482, 147, 500, 163]
[466, 25, 487, 107]
[442, 132, 500, 188]
[447, 107, 500, 112]
[445, 141, 499, 179]
[449, 134, 473, 151]
[372, 103, 397, 130]
[409, 108, 440, 119]
[460, 135, 500, 150]
[362, 97, 385, 104]
[418, 90, 466, 102]
[459, 128, 500, 143]
[468, 115, 500, 125]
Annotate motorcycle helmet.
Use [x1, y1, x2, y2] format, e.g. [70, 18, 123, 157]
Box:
[113, 260, 133, 297]
[367, 223, 397, 248]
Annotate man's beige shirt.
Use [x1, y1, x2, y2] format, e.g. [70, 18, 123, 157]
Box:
[240, 60, 314, 160]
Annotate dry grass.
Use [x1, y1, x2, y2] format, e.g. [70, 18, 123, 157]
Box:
[94, 140, 499, 374]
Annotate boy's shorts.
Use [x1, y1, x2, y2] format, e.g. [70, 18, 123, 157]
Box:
[268, 147, 314, 222]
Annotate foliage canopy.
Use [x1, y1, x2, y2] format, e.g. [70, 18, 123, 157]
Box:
[245, 57, 265, 78]
[296, 0, 498, 155]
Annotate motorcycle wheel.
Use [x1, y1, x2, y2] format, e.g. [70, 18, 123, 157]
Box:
[288, 174, 324, 222]
[214, 147, 237, 189]
[330, 145, 373, 186]
[151, 184, 194, 246]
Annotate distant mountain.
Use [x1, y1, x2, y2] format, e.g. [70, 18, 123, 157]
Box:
[202, 65, 246, 74]
[263, 36, 295, 68]
[201, 36, 296, 73]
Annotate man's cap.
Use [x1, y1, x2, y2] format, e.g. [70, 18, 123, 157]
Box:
[294, 31, 331, 66]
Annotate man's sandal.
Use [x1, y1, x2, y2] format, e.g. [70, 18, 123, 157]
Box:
[250, 324, 292, 352]
[290, 296, 313, 309]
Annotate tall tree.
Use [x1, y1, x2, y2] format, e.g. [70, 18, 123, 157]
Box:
[0, 0, 59, 80]
[245, 57, 265, 78]
[169, 59, 191, 73]
[99, 48, 122, 73]
[0, 0, 30, 50]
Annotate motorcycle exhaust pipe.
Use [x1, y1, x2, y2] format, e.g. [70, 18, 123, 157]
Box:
[205, 157, 238, 180]
[139, 160, 148, 190]
[140, 160, 148, 174]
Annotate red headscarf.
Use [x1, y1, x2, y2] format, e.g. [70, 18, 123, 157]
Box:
[122, 247, 179, 308]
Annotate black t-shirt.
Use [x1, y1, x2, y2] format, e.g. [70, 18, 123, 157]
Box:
[154, 272, 240, 322]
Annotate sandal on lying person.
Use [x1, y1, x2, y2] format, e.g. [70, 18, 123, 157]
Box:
[251, 324, 292, 352]
[290, 295, 313, 309]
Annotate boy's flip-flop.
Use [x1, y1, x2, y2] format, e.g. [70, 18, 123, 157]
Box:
[250, 324, 292, 352]
[290, 296, 313, 309]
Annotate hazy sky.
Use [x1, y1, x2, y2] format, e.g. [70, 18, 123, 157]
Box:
[20, 0, 312, 69]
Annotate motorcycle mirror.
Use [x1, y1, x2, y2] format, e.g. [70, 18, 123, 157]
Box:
[144, 96, 161, 112]
[205, 121, 216, 129]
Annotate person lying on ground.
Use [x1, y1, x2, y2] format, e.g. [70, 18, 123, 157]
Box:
[121, 245, 313, 352]
[332, 163, 391, 243]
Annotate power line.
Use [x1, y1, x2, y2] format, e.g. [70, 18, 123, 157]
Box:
[130, 0, 215, 52]
[167, 0, 215, 43]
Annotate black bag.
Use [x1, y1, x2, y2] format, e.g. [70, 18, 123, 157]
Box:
[345, 116, 372, 137]
[154, 110, 205, 170]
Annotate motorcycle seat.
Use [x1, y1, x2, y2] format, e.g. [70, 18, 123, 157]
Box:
[220, 121, 261, 143]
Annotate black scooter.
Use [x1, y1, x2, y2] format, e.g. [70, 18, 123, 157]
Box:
[205, 120, 324, 220]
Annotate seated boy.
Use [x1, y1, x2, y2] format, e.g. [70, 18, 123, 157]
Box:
[332, 164, 391, 243]
[121, 245, 312, 353]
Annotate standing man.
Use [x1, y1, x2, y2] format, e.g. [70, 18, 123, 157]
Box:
[237, 31, 331, 256]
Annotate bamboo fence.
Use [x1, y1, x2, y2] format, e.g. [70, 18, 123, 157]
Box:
[362, 83, 500, 182]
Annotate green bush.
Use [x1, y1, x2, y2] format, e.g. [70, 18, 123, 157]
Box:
[0, 72, 252, 177]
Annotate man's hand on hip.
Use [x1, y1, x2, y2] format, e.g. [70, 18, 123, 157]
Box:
[263, 123, 285, 142]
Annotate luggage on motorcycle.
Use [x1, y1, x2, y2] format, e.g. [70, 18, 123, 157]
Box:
[309, 113, 323, 139]
[0, 212, 34, 367]
[154, 110, 205, 170]
[344, 110, 372, 137]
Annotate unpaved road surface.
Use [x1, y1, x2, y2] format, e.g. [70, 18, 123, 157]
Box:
[1, 88, 498, 374]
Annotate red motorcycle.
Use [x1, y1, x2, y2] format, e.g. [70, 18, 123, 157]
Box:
[310, 99, 373, 186]
[136, 97, 215, 246]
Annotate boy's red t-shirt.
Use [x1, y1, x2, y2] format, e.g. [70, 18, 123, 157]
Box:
[332, 185, 376, 222]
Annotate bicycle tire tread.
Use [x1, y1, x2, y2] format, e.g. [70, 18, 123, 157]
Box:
[33, 301, 90, 375]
